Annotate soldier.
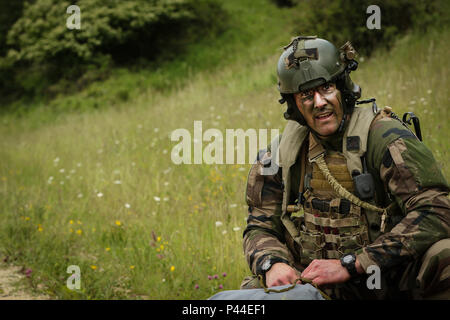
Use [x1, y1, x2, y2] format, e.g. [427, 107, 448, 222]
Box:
[241, 36, 450, 299]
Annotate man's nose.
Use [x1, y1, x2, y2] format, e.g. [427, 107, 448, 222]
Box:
[313, 91, 327, 109]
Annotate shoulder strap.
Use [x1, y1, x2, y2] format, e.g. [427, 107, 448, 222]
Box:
[342, 106, 378, 176]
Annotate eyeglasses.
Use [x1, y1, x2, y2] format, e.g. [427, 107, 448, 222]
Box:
[298, 83, 336, 105]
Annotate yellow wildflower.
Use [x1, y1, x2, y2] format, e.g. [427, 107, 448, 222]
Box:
[160, 244, 164, 251]
[90, 265, 97, 270]
[76, 229, 82, 235]
[37, 224, 43, 232]
[170, 266, 175, 272]
[130, 265, 135, 270]
[115, 220, 121, 226]
[157, 236, 161, 242]
[105, 247, 110, 252]
[25, 217, 30, 221]
[69, 220, 74, 224]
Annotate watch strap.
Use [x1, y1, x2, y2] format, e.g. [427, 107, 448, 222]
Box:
[341, 254, 358, 277]
[256, 256, 289, 276]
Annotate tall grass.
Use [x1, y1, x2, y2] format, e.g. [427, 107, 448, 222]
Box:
[0, 12, 448, 299]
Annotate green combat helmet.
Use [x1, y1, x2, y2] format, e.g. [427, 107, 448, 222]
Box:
[277, 36, 361, 129]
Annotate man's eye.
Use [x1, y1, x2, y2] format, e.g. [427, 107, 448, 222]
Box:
[301, 91, 313, 99]
[322, 83, 335, 92]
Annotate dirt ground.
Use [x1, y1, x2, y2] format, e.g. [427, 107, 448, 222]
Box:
[0, 261, 50, 300]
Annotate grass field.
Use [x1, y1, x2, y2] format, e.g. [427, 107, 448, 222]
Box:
[0, 4, 448, 299]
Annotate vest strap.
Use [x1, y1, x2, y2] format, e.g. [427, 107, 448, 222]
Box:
[304, 212, 360, 228]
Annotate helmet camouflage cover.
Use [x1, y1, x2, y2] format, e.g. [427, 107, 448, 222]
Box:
[276, 36, 361, 123]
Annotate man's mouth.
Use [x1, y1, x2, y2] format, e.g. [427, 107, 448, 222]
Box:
[315, 111, 334, 121]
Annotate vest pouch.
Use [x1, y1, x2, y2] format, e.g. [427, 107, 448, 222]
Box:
[298, 230, 324, 265]
[337, 231, 368, 255]
[353, 173, 375, 200]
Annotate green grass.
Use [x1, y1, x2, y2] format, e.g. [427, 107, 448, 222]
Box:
[0, 2, 449, 299]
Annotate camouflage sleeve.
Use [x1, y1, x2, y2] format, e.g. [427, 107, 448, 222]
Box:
[357, 117, 450, 272]
[243, 148, 293, 275]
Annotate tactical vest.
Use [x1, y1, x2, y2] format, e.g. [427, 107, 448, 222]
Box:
[278, 106, 400, 266]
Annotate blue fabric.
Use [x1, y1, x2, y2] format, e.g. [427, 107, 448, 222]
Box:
[208, 284, 325, 300]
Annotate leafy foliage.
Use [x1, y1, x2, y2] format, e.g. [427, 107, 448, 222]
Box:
[293, 0, 449, 56]
[0, 0, 227, 101]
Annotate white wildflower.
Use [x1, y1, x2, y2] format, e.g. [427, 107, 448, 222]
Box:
[114, 180, 122, 185]
[154, 196, 161, 202]
[97, 192, 103, 198]
[215, 221, 223, 227]
[125, 203, 131, 209]
[233, 227, 241, 232]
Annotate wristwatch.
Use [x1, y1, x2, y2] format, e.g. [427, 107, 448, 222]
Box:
[340, 254, 358, 277]
[259, 257, 289, 276]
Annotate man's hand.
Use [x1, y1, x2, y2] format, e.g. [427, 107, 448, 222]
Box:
[265, 262, 301, 287]
[301, 259, 351, 286]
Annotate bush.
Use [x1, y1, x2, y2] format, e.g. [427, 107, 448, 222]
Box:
[0, 0, 28, 56]
[0, 0, 227, 102]
[292, 0, 449, 56]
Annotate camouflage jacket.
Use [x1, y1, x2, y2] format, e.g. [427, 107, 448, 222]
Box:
[243, 112, 450, 276]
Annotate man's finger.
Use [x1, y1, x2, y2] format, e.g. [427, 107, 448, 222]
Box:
[312, 277, 326, 286]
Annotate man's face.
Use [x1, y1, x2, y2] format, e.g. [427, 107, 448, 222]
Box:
[294, 82, 344, 137]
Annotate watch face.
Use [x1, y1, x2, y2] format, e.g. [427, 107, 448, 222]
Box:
[262, 259, 271, 271]
[343, 255, 354, 264]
